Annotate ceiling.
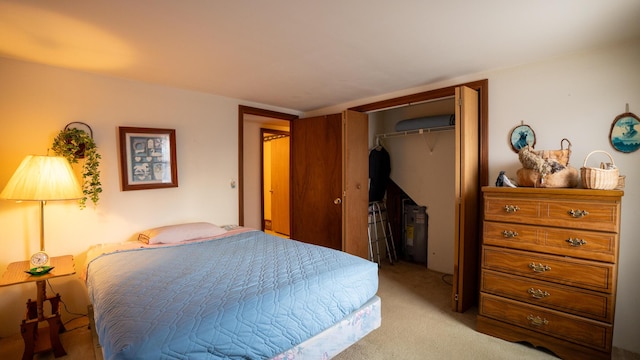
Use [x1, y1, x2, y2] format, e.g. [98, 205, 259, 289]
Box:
[1, 1, 639, 113]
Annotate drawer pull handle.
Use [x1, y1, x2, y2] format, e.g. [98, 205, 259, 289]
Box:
[527, 288, 550, 299]
[566, 238, 587, 247]
[503, 205, 520, 213]
[529, 262, 551, 273]
[527, 315, 549, 326]
[568, 209, 589, 218]
[502, 230, 518, 238]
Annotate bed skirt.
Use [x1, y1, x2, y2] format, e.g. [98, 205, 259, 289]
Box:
[89, 295, 381, 360]
[271, 295, 381, 359]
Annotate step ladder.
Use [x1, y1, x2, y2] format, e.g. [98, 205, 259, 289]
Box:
[368, 201, 397, 266]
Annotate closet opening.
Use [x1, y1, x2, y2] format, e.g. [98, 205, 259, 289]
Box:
[351, 79, 488, 312]
[368, 96, 457, 274]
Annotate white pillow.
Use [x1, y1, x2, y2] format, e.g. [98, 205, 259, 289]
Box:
[138, 222, 227, 244]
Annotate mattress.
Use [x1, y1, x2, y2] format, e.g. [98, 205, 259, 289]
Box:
[86, 230, 379, 359]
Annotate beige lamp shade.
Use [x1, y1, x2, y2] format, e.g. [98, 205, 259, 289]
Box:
[0, 155, 83, 201]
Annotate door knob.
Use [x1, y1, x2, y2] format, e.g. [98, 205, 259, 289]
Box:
[334, 198, 342, 205]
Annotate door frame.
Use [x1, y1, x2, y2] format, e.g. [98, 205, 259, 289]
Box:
[238, 105, 298, 226]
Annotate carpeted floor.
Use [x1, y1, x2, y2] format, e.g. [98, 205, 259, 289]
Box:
[335, 260, 639, 360]
[0, 316, 95, 360]
[0, 260, 638, 359]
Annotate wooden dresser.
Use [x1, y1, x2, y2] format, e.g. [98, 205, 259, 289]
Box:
[477, 186, 623, 360]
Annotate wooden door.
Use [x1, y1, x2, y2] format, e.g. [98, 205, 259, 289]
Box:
[271, 136, 290, 235]
[342, 110, 369, 259]
[291, 114, 343, 250]
[452, 86, 480, 312]
[290, 111, 369, 258]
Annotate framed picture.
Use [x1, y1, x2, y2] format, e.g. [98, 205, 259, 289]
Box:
[118, 127, 178, 191]
[609, 112, 640, 153]
[509, 124, 536, 152]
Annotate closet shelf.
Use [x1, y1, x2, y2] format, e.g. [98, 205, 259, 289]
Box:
[375, 125, 454, 141]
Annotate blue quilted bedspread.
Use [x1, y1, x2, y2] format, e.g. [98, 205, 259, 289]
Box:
[86, 230, 379, 359]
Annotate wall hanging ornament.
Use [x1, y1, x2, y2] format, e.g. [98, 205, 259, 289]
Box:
[118, 126, 178, 191]
[51, 122, 102, 208]
[509, 121, 536, 152]
[609, 106, 640, 153]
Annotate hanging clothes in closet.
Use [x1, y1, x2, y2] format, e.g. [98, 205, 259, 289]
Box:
[369, 145, 391, 202]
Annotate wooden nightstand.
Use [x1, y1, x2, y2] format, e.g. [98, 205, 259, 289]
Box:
[0, 255, 75, 359]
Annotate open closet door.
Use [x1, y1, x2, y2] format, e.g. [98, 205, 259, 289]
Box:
[342, 110, 368, 259]
[290, 113, 343, 250]
[452, 86, 480, 312]
[290, 111, 368, 258]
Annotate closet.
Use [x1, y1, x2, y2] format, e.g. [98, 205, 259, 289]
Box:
[372, 97, 457, 274]
[355, 84, 482, 312]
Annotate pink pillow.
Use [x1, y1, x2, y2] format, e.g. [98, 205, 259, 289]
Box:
[138, 222, 227, 244]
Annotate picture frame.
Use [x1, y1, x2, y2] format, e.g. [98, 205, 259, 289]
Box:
[509, 123, 536, 152]
[118, 127, 178, 191]
[609, 112, 640, 153]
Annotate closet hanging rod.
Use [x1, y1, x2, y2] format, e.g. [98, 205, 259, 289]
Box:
[375, 125, 454, 141]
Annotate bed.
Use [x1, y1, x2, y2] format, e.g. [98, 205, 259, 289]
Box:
[84, 223, 381, 359]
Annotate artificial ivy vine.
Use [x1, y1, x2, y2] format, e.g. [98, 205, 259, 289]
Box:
[51, 127, 102, 208]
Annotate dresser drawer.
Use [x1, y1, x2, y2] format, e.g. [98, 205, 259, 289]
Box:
[544, 200, 619, 233]
[480, 293, 613, 352]
[483, 221, 618, 263]
[484, 196, 620, 233]
[481, 270, 614, 322]
[484, 197, 539, 222]
[482, 246, 616, 293]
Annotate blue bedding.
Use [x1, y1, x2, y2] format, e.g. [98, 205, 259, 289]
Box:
[86, 230, 379, 359]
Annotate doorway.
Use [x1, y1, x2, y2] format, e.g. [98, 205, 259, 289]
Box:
[238, 105, 298, 229]
[350, 80, 488, 313]
[262, 129, 290, 237]
[371, 97, 457, 273]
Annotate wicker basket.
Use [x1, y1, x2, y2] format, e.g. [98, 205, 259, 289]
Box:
[580, 150, 619, 190]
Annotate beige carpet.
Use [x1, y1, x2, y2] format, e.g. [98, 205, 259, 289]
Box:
[335, 261, 639, 360]
[0, 316, 95, 360]
[1, 261, 638, 359]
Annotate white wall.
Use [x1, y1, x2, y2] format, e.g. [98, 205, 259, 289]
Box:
[0, 58, 296, 337]
[488, 41, 640, 353]
[309, 39, 640, 354]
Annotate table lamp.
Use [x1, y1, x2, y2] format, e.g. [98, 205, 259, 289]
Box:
[0, 155, 82, 269]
